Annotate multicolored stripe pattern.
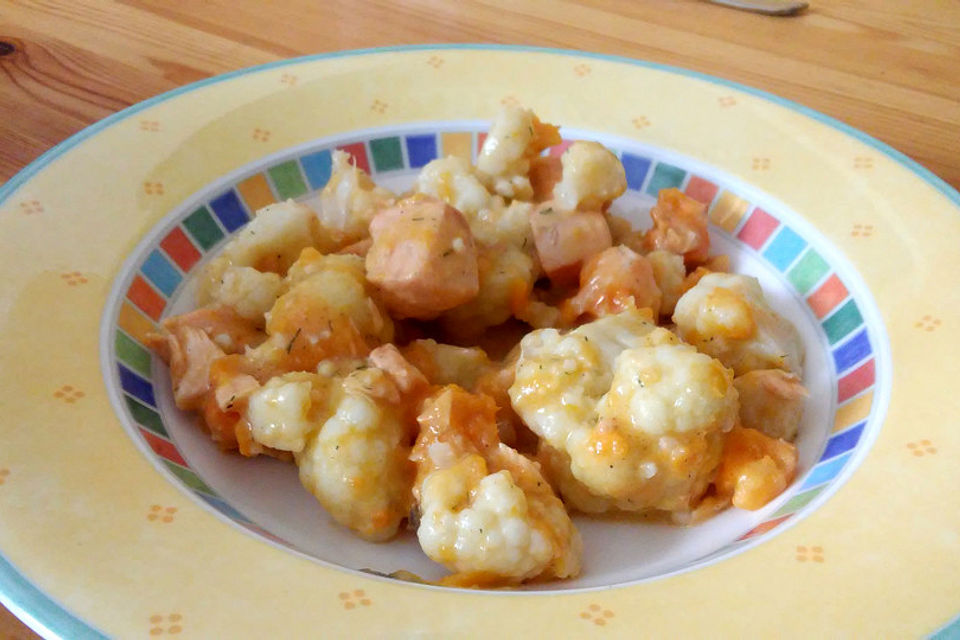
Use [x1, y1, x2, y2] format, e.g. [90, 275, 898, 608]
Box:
[110, 125, 881, 559]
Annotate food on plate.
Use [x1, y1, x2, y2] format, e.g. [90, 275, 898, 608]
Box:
[149, 105, 807, 586]
[733, 369, 808, 441]
[672, 272, 804, 375]
[639, 187, 711, 266]
[510, 310, 739, 513]
[411, 386, 581, 585]
[366, 197, 480, 319]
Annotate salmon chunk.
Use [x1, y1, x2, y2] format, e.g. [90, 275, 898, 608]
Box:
[366, 197, 480, 319]
[529, 203, 612, 286]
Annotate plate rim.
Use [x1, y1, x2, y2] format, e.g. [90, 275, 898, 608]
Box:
[2, 44, 958, 208]
[0, 43, 955, 639]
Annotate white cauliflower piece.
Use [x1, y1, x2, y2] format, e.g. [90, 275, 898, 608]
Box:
[673, 272, 804, 375]
[418, 456, 556, 581]
[412, 386, 581, 583]
[245, 250, 393, 374]
[401, 339, 492, 389]
[510, 309, 739, 512]
[439, 243, 536, 338]
[314, 150, 394, 248]
[416, 156, 497, 218]
[416, 157, 533, 250]
[197, 200, 317, 304]
[224, 200, 317, 270]
[509, 309, 658, 444]
[209, 266, 282, 323]
[600, 344, 737, 436]
[553, 141, 627, 211]
[267, 252, 393, 350]
[297, 367, 413, 542]
[246, 372, 334, 452]
[245, 366, 414, 542]
[476, 107, 560, 200]
[470, 200, 535, 250]
[646, 249, 686, 318]
[282, 247, 366, 289]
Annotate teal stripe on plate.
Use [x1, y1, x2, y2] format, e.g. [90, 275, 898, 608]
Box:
[931, 613, 960, 640]
[645, 162, 687, 196]
[141, 249, 181, 297]
[124, 395, 166, 437]
[762, 226, 807, 272]
[822, 299, 864, 344]
[369, 136, 405, 172]
[0, 551, 107, 639]
[182, 206, 224, 250]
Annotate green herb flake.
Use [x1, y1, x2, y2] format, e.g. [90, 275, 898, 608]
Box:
[286, 327, 302, 353]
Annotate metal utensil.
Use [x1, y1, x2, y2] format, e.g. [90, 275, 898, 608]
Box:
[707, 0, 808, 16]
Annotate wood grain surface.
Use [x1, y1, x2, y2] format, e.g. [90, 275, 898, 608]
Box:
[1, 0, 958, 636]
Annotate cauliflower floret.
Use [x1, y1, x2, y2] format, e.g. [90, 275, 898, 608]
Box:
[247, 251, 393, 374]
[509, 309, 657, 444]
[600, 344, 736, 437]
[553, 141, 627, 211]
[415, 157, 534, 250]
[476, 107, 561, 200]
[208, 266, 282, 323]
[416, 156, 497, 219]
[673, 272, 804, 376]
[471, 200, 535, 251]
[244, 364, 416, 540]
[313, 149, 394, 248]
[646, 249, 686, 318]
[197, 200, 318, 304]
[412, 386, 580, 583]
[401, 339, 493, 389]
[510, 310, 739, 512]
[224, 200, 318, 271]
[734, 369, 808, 441]
[270, 252, 392, 345]
[439, 243, 537, 338]
[283, 247, 365, 288]
[418, 456, 559, 582]
[246, 372, 337, 452]
[294, 367, 414, 542]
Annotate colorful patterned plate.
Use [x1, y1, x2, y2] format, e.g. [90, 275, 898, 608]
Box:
[1, 46, 958, 638]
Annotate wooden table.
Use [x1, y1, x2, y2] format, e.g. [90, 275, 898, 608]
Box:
[0, 0, 957, 636]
